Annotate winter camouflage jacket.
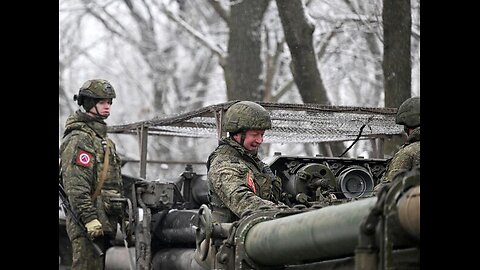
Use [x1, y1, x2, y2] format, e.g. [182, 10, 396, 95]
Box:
[206, 137, 282, 223]
[60, 110, 123, 241]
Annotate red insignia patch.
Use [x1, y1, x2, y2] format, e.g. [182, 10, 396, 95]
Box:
[247, 172, 256, 193]
[76, 150, 93, 167]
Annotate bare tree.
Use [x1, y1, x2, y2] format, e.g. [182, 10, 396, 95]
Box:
[80, 0, 175, 114]
[276, 0, 329, 104]
[381, 0, 413, 157]
[341, 0, 384, 106]
[225, 0, 270, 101]
[383, 0, 412, 107]
[59, 0, 420, 170]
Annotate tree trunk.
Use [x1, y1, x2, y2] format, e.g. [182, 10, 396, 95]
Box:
[226, 0, 270, 101]
[383, 0, 412, 107]
[276, 0, 329, 105]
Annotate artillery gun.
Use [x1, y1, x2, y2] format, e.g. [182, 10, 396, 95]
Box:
[104, 158, 419, 270]
[59, 102, 418, 269]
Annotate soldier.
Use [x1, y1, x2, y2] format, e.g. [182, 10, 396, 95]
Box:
[60, 79, 124, 270]
[206, 101, 283, 223]
[374, 96, 420, 192]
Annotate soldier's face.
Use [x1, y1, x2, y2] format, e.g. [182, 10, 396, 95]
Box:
[90, 99, 112, 118]
[236, 130, 265, 151]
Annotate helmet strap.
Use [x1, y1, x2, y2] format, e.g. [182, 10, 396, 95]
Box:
[231, 131, 246, 147]
[239, 131, 246, 147]
[92, 104, 108, 119]
[85, 101, 108, 120]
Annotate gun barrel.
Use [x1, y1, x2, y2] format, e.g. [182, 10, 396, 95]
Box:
[397, 185, 420, 239]
[244, 197, 377, 266]
[244, 185, 420, 267]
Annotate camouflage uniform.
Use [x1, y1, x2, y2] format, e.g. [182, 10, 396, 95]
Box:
[207, 137, 282, 222]
[381, 127, 420, 183]
[374, 97, 420, 193]
[207, 101, 283, 223]
[60, 80, 123, 270]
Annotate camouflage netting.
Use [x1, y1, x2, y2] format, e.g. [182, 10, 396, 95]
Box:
[108, 101, 403, 144]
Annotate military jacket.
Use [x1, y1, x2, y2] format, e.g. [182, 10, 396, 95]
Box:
[206, 137, 282, 222]
[60, 110, 123, 240]
[381, 126, 420, 185]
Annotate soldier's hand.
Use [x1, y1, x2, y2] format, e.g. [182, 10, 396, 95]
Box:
[85, 218, 103, 239]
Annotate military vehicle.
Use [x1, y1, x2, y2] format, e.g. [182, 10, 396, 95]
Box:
[59, 101, 419, 270]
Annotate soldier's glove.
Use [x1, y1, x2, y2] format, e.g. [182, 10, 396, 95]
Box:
[85, 218, 103, 239]
[102, 190, 124, 216]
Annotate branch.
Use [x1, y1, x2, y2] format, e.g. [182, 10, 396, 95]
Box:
[341, 0, 382, 43]
[263, 27, 285, 102]
[140, 0, 156, 31]
[161, 5, 226, 62]
[207, 0, 230, 25]
[271, 80, 294, 102]
[317, 21, 344, 61]
[81, 0, 140, 47]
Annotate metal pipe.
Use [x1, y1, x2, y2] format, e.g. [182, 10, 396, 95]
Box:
[105, 247, 136, 270]
[245, 197, 378, 265]
[139, 125, 148, 179]
[153, 210, 198, 246]
[152, 248, 205, 270]
[244, 185, 420, 267]
[397, 185, 420, 239]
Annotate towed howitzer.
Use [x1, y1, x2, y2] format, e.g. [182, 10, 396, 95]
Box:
[103, 155, 419, 270]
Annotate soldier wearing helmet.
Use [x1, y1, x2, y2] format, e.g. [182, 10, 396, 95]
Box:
[206, 101, 284, 223]
[60, 79, 124, 269]
[73, 79, 117, 119]
[374, 96, 420, 192]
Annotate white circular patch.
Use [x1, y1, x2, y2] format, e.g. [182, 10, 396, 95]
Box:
[79, 153, 90, 165]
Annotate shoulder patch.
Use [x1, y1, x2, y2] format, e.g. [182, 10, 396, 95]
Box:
[75, 149, 93, 167]
[247, 171, 256, 193]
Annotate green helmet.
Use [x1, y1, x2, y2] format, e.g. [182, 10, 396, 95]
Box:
[223, 101, 272, 133]
[396, 96, 420, 127]
[77, 79, 116, 99]
[74, 79, 116, 111]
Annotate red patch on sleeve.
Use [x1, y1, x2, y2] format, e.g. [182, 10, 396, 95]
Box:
[75, 150, 93, 167]
[247, 172, 256, 194]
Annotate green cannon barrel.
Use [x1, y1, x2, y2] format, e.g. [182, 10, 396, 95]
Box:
[245, 197, 377, 265]
[244, 186, 420, 267]
[245, 197, 377, 266]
